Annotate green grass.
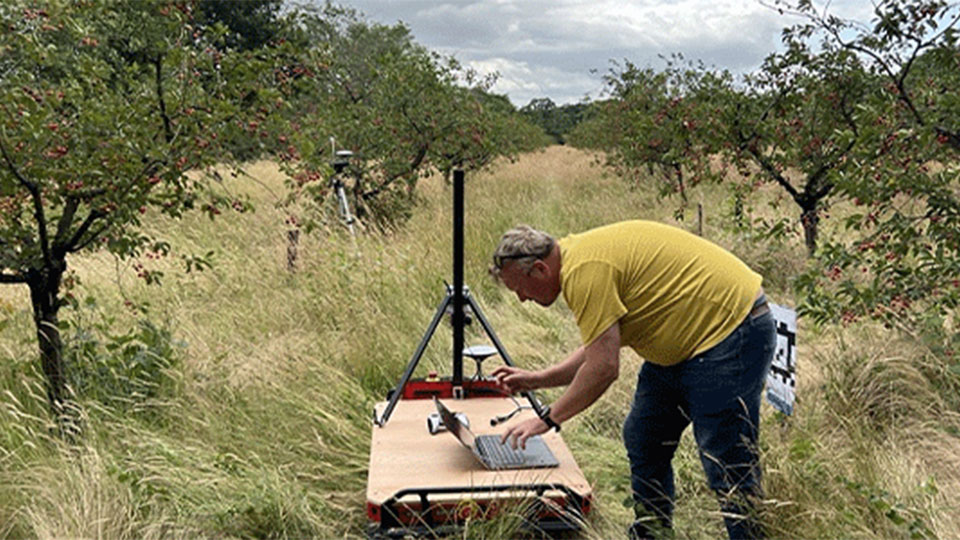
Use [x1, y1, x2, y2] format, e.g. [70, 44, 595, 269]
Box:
[1, 147, 958, 538]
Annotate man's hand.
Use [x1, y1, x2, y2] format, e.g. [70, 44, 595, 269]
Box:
[491, 366, 542, 394]
[500, 416, 549, 450]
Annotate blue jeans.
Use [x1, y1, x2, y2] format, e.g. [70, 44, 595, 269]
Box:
[623, 296, 776, 539]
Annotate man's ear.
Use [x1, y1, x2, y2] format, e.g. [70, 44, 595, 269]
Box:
[530, 259, 549, 277]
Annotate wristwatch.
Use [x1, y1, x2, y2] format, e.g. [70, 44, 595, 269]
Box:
[539, 405, 561, 432]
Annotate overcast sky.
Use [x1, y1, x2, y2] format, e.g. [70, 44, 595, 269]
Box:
[327, 0, 872, 107]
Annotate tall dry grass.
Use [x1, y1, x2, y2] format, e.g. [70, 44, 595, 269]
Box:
[0, 146, 958, 538]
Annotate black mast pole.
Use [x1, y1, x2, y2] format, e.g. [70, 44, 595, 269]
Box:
[452, 169, 465, 391]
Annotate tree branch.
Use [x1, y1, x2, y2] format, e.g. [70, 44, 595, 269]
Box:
[108, 157, 164, 206]
[154, 54, 174, 144]
[52, 197, 79, 255]
[752, 148, 802, 202]
[807, 167, 835, 201]
[357, 100, 439, 199]
[362, 143, 429, 200]
[804, 85, 860, 202]
[891, 41, 928, 127]
[0, 131, 52, 266]
[0, 272, 27, 284]
[731, 91, 802, 201]
[72, 219, 111, 253]
[63, 208, 104, 254]
[819, 9, 954, 129]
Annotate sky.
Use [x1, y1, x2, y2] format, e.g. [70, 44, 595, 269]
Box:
[329, 0, 872, 108]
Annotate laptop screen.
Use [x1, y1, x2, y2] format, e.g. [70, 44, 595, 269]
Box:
[434, 397, 475, 448]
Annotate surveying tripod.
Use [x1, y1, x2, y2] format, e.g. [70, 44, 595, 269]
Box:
[330, 149, 357, 238]
[373, 169, 544, 427]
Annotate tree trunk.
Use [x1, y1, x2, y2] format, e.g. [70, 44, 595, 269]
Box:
[801, 205, 819, 257]
[26, 262, 67, 419]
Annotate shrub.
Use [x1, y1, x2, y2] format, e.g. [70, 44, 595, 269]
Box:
[64, 305, 185, 422]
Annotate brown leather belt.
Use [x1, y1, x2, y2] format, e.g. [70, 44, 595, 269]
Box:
[750, 300, 770, 319]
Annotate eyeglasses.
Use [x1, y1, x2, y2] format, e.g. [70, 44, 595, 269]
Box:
[492, 250, 546, 270]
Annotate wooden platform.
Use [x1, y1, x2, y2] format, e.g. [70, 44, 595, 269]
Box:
[367, 397, 592, 510]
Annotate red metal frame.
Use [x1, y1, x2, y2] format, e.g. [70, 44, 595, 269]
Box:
[399, 377, 505, 400]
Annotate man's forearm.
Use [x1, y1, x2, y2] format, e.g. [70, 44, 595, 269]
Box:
[550, 354, 618, 424]
[537, 345, 587, 387]
[548, 325, 620, 424]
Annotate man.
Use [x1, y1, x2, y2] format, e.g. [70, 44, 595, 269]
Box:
[490, 220, 776, 539]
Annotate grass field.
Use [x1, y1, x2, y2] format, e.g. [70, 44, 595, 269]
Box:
[1, 146, 958, 538]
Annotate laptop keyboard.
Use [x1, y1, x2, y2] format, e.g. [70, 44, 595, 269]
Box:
[476, 435, 525, 466]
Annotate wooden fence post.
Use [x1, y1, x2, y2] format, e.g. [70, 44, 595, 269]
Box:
[287, 228, 300, 272]
[697, 202, 704, 236]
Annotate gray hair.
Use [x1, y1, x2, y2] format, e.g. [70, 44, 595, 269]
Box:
[490, 224, 555, 280]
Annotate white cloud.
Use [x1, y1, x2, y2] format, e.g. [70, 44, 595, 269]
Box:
[330, 0, 889, 106]
[468, 57, 599, 105]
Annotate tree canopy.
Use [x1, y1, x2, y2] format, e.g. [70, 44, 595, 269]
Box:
[274, 4, 546, 230]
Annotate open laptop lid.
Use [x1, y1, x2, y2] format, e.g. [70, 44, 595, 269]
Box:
[433, 397, 476, 449]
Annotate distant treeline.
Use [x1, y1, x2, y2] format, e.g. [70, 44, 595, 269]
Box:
[519, 98, 594, 145]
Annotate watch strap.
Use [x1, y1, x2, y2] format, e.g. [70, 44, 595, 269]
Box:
[539, 405, 561, 432]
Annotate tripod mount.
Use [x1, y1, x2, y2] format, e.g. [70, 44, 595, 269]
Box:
[373, 169, 544, 427]
[329, 149, 357, 237]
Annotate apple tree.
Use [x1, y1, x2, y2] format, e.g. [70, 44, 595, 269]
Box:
[275, 5, 547, 232]
[430, 88, 550, 183]
[0, 0, 281, 417]
[575, 44, 871, 254]
[573, 58, 732, 217]
[780, 0, 960, 346]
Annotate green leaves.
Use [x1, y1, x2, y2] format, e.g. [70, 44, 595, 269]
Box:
[0, 0, 277, 270]
[839, 476, 936, 539]
[791, 0, 960, 334]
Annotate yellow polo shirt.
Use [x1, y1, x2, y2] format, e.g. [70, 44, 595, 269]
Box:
[557, 220, 762, 366]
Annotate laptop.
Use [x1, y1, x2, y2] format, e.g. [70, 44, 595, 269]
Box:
[434, 397, 559, 470]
